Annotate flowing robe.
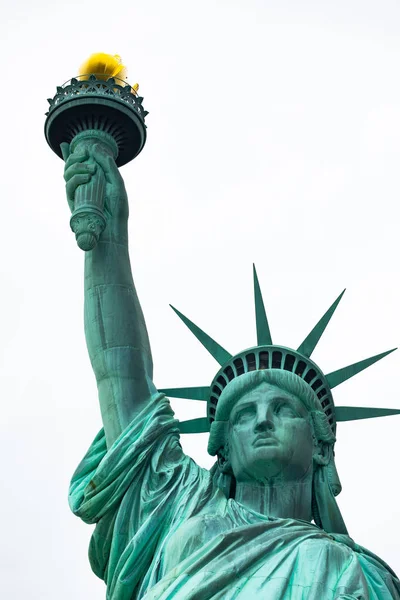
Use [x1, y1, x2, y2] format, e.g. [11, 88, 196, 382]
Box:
[69, 394, 400, 599]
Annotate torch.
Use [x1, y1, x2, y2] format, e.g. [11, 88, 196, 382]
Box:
[44, 53, 148, 251]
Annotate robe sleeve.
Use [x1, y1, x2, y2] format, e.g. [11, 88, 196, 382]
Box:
[330, 535, 400, 599]
[69, 393, 213, 600]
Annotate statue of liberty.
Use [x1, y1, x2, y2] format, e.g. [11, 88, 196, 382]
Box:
[49, 54, 400, 599]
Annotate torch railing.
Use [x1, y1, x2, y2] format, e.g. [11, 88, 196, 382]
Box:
[46, 74, 148, 120]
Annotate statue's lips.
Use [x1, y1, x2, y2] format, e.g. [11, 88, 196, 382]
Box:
[253, 436, 278, 447]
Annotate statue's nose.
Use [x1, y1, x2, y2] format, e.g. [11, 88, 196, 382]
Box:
[254, 411, 275, 432]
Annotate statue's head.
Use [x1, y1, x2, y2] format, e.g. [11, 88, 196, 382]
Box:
[207, 369, 346, 532]
[208, 370, 335, 486]
[161, 267, 399, 533]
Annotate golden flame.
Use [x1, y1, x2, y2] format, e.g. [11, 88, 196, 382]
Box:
[78, 53, 139, 93]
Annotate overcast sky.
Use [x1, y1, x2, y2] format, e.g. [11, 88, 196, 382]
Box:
[1, 0, 400, 598]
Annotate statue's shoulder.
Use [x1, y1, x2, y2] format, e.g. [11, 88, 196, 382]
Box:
[319, 533, 400, 592]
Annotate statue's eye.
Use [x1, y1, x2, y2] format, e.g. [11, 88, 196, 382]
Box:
[233, 406, 256, 424]
[275, 403, 297, 418]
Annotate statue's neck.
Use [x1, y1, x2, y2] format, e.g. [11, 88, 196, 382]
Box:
[234, 478, 313, 522]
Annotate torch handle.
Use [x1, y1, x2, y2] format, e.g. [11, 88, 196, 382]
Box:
[68, 131, 118, 251]
[70, 156, 107, 251]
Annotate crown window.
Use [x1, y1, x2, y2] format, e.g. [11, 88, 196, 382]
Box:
[233, 358, 245, 376]
[224, 366, 235, 381]
[304, 369, 317, 384]
[246, 353, 256, 371]
[259, 351, 269, 369]
[272, 351, 282, 368]
[295, 361, 307, 377]
[284, 354, 295, 371]
[311, 378, 323, 391]
[217, 376, 227, 388]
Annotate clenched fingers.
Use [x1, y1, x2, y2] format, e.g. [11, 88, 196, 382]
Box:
[92, 144, 121, 186]
[64, 161, 96, 183]
[66, 173, 92, 206]
[64, 149, 89, 174]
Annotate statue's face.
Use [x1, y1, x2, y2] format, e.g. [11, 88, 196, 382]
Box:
[228, 382, 315, 483]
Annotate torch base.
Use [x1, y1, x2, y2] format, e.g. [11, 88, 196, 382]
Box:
[70, 206, 106, 252]
[45, 94, 147, 167]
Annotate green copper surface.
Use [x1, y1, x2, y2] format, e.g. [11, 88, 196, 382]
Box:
[253, 264, 273, 345]
[326, 348, 397, 389]
[166, 287, 397, 435]
[49, 84, 400, 599]
[158, 386, 209, 400]
[297, 289, 345, 358]
[170, 304, 232, 365]
[335, 405, 400, 421]
[61, 130, 117, 250]
[178, 417, 210, 433]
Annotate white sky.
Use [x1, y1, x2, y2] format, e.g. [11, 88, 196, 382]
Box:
[1, 0, 400, 597]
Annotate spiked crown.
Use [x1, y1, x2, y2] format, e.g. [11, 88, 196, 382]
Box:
[160, 266, 400, 439]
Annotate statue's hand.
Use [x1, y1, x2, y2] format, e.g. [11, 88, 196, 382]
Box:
[61, 142, 129, 242]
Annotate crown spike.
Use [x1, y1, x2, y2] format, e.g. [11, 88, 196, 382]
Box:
[326, 348, 397, 389]
[297, 289, 346, 358]
[158, 386, 209, 400]
[178, 418, 210, 434]
[170, 305, 232, 366]
[253, 264, 272, 346]
[335, 406, 400, 422]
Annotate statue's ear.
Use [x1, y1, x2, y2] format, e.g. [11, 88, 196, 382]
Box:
[313, 441, 330, 466]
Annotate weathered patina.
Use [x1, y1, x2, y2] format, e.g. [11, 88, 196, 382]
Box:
[46, 58, 400, 599]
[63, 145, 400, 599]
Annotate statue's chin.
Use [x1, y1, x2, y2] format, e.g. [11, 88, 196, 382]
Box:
[250, 445, 284, 466]
[240, 455, 287, 483]
[231, 445, 307, 483]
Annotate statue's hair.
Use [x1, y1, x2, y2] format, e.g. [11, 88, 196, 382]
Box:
[207, 369, 336, 456]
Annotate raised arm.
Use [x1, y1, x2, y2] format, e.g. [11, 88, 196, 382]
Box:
[63, 142, 155, 447]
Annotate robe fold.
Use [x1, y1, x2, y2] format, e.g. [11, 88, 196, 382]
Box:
[69, 394, 400, 599]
